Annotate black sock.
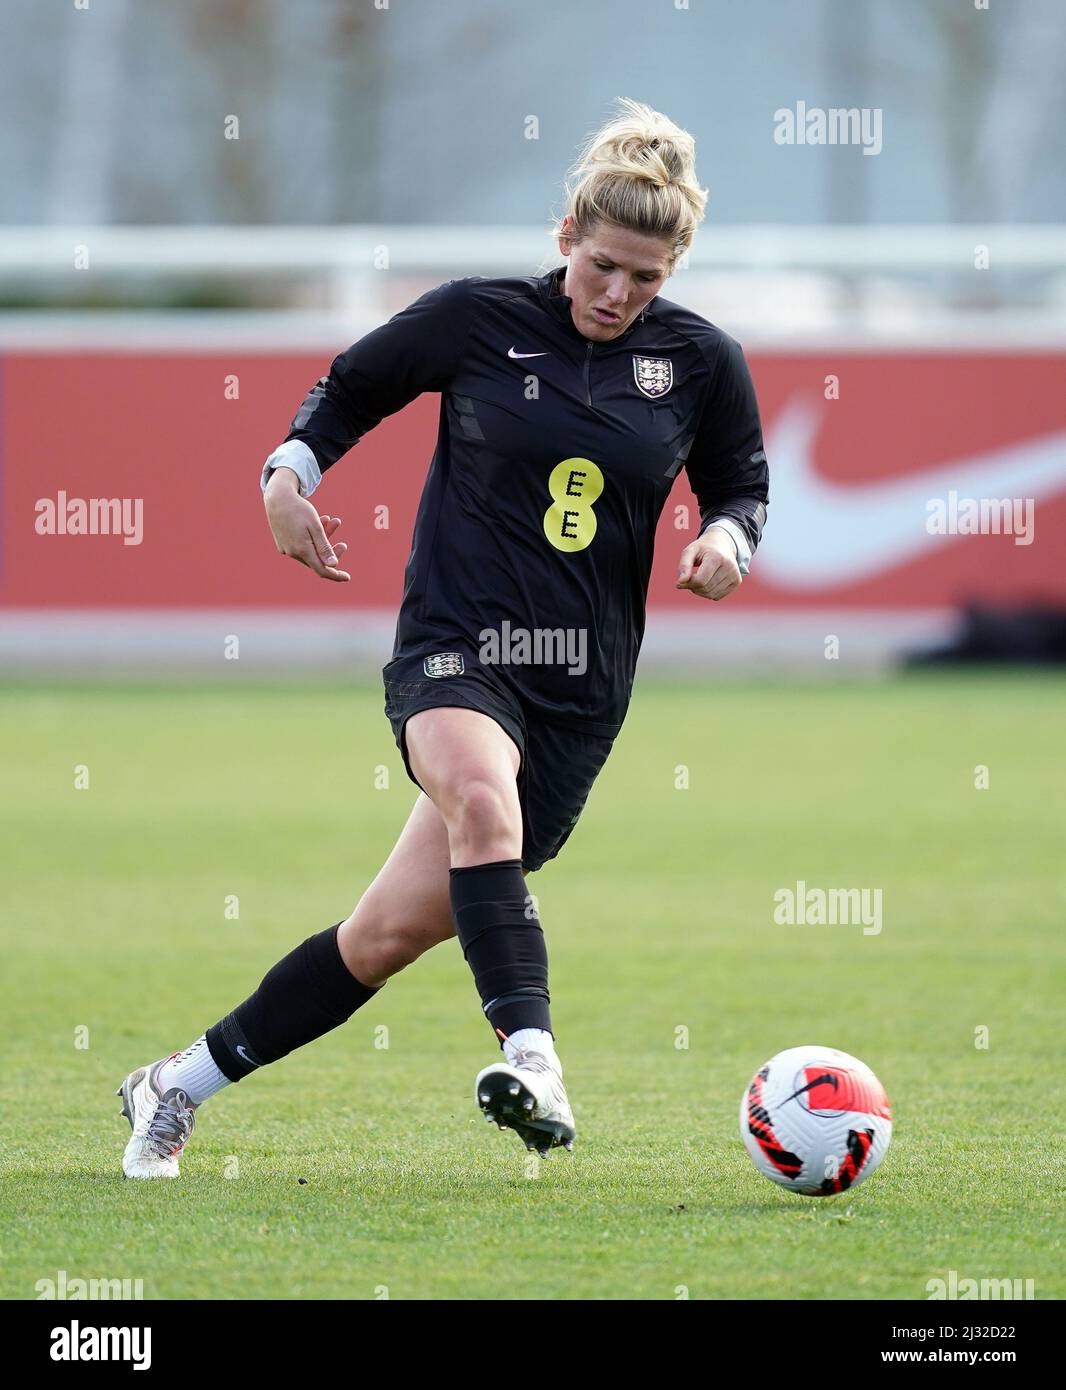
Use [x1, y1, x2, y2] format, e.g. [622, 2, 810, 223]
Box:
[449, 859, 552, 1041]
[205, 923, 380, 1082]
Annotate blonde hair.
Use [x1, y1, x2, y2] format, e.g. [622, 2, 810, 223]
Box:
[551, 98, 708, 268]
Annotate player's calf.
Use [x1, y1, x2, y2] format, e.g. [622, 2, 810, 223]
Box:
[115, 923, 382, 1177]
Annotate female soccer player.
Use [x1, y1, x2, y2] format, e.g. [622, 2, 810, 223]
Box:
[117, 98, 769, 1175]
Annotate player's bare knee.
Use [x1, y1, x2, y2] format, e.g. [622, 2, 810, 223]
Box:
[338, 905, 426, 984]
[446, 777, 521, 861]
[369, 925, 425, 979]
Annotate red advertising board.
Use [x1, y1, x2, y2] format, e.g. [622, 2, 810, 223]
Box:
[2, 351, 1063, 611]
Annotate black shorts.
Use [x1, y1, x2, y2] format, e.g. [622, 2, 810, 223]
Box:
[382, 646, 616, 873]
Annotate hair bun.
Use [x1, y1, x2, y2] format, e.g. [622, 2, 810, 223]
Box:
[551, 98, 709, 268]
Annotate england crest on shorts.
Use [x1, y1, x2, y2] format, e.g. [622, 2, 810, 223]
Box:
[424, 652, 464, 678]
[632, 355, 673, 399]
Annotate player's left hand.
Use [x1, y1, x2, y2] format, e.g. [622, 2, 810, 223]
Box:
[675, 528, 742, 601]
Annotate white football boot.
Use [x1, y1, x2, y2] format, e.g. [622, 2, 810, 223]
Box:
[475, 1039, 575, 1158]
[117, 1058, 197, 1179]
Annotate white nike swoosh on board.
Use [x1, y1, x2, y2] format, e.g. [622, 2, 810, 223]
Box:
[507, 347, 550, 358]
[755, 397, 1066, 589]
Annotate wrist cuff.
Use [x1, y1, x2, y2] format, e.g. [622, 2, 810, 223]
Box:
[699, 516, 751, 577]
[260, 439, 322, 497]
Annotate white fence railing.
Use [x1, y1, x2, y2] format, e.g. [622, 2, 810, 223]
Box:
[2, 225, 1064, 346]
[3, 224, 1066, 272]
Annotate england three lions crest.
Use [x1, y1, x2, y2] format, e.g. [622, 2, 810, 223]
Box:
[633, 355, 673, 399]
[424, 652, 464, 678]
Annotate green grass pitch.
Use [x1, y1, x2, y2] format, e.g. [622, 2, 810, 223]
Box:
[1, 671, 1063, 1300]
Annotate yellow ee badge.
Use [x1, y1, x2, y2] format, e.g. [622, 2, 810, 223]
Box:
[543, 457, 604, 553]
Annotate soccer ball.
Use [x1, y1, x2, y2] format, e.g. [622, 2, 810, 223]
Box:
[740, 1045, 892, 1196]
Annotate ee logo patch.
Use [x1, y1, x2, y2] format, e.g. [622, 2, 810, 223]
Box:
[543, 457, 604, 553]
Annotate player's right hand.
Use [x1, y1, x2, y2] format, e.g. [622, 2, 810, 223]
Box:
[263, 470, 351, 582]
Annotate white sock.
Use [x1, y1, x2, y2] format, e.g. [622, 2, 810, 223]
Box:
[156, 1035, 232, 1104]
[504, 1027, 561, 1074]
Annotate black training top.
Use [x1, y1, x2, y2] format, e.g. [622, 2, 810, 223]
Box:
[282, 265, 769, 736]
